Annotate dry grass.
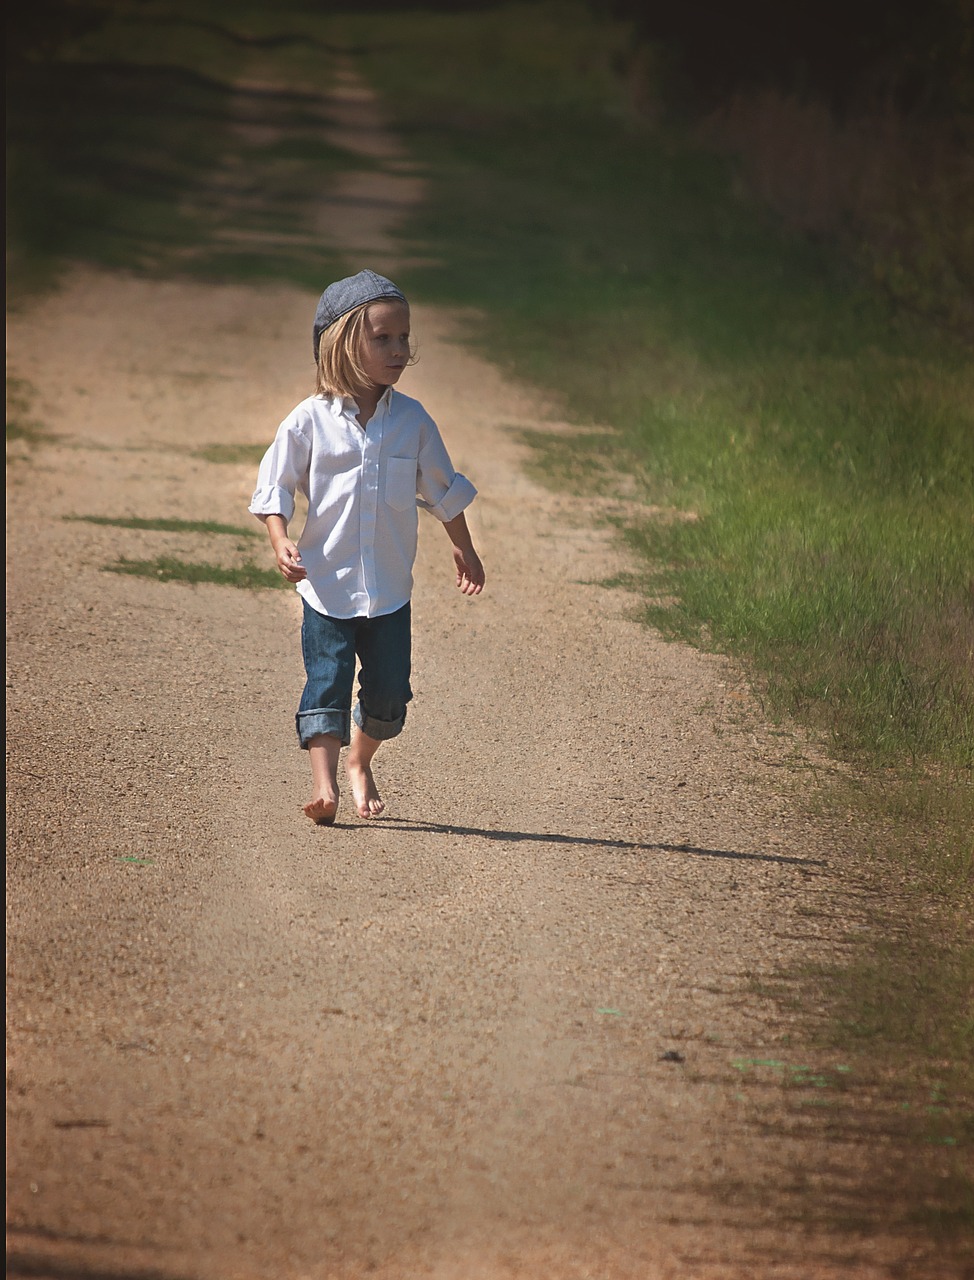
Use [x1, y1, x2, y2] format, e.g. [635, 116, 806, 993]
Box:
[702, 89, 974, 337]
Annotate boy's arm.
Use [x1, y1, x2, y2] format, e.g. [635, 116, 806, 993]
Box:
[441, 511, 485, 596]
[258, 513, 307, 582]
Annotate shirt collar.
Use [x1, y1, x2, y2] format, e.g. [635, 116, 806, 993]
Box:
[334, 386, 394, 417]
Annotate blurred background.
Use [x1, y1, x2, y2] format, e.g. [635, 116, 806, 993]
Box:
[7, 0, 973, 333]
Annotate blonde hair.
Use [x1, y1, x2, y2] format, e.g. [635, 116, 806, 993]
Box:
[314, 300, 415, 398]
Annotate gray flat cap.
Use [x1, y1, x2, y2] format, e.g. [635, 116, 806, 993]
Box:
[312, 269, 407, 358]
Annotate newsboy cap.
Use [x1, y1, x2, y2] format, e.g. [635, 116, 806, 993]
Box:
[312, 269, 407, 359]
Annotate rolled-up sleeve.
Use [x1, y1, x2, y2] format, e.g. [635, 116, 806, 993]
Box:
[415, 420, 477, 522]
[248, 418, 310, 523]
[419, 472, 477, 522]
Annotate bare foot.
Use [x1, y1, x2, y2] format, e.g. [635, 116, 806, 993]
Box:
[303, 795, 338, 826]
[346, 761, 385, 819]
[305, 734, 341, 826]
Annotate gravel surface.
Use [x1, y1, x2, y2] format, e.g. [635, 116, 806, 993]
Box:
[6, 64, 952, 1280]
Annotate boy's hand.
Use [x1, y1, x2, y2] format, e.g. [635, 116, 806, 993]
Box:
[441, 511, 484, 596]
[260, 514, 307, 583]
[453, 545, 485, 596]
[275, 538, 307, 582]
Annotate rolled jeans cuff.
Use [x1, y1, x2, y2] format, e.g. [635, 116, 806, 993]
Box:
[296, 708, 351, 748]
[353, 701, 406, 741]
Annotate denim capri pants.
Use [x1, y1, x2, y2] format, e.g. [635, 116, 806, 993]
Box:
[296, 599, 412, 748]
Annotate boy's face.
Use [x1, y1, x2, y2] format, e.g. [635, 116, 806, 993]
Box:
[359, 300, 411, 390]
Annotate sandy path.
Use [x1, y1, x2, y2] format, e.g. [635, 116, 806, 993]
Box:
[6, 63, 941, 1280]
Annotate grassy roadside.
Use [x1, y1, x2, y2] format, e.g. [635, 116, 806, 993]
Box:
[7, 0, 973, 1251]
[336, 4, 974, 771]
[338, 13, 973, 802]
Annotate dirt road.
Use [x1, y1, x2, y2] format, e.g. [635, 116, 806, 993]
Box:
[5, 65, 944, 1280]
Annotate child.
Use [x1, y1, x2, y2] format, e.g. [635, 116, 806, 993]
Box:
[249, 269, 485, 826]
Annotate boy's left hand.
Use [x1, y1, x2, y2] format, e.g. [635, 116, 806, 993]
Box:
[453, 546, 485, 596]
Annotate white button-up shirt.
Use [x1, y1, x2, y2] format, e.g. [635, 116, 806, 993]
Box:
[249, 388, 476, 619]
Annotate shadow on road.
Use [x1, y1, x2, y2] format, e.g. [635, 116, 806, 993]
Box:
[363, 817, 827, 868]
[6, 1227, 194, 1280]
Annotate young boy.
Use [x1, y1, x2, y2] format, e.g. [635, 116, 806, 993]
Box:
[250, 270, 485, 825]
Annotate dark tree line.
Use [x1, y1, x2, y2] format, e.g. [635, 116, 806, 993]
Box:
[595, 0, 973, 116]
[7, 0, 971, 121]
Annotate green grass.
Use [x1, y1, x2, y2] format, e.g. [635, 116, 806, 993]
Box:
[65, 515, 257, 537]
[5, 376, 55, 445]
[105, 555, 284, 589]
[623, 489, 974, 768]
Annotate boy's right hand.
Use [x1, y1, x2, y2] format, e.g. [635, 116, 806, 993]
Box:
[274, 540, 307, 582]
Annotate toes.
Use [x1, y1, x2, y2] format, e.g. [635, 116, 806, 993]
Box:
[347, 766, 384, 819]
[304, 797, 338, 825]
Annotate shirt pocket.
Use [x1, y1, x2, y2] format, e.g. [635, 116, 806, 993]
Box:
[384, 455, 418, 512]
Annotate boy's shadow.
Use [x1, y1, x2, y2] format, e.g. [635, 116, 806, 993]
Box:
[362, 817, 825, 868]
